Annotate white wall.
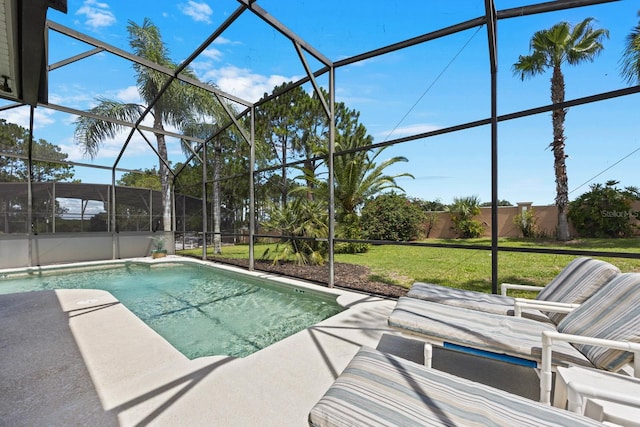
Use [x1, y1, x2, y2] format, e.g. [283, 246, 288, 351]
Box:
[0, 232, 173, 269]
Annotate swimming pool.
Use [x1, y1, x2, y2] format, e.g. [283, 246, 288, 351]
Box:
[0, 261, 344, 359]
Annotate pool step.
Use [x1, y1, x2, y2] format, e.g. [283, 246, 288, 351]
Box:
[59, 289, 189, 385]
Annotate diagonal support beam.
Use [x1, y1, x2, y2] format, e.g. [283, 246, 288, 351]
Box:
[212, 94, 252, 146]
[293, 41, 331, 119]
[135, 129, 176, 177]
[49, 47, 104, 71]
[237, 0, 333, 67]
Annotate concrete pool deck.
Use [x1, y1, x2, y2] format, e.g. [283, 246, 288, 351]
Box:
[0, 257, 403, 426]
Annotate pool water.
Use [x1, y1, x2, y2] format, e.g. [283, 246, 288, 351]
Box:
[0, 262, 343, 359]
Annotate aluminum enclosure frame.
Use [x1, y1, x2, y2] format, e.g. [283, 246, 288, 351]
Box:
[2, 0, 637, 290]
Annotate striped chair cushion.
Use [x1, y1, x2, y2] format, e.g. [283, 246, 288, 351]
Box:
[535, 257, 619, 325]
[557, 272, 640, 372]
[408, 282, 549, 322]
[309, 347, 603, 427]
[408, 282, 516, 314]
[389, 297, 591, 367]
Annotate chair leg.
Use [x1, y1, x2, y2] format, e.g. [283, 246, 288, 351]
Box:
[540, 332, 554, 404]
[424, 343, 433, 368]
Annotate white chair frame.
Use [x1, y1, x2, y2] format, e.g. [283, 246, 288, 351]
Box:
[540, 331, 640, 405]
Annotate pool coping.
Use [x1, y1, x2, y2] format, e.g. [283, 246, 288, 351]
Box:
[0, 255, 402, 426]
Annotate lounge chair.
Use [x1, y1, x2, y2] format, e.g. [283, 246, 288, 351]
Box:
[308, 346, 603, 427]
[554, 365, 640, 420]
[388, 272, 640, 404]
[407, 257, 619, 324]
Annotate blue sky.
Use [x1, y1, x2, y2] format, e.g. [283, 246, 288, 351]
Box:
[1, 0, 639, 206]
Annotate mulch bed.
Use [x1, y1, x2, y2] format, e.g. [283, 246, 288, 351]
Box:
[204, 256, 408, 299]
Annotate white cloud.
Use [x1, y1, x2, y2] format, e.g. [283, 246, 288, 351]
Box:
[179, 1, 213, 24]
[52, 84, 141, 112]
[377, 123, 441, 139]
[73, 135, 142, 162]
[201, 65, 300, 103]
[201, 48, 223, 61]
[76, 0, 116, 30]
[62, 115, 78, 127]
[114, 86, 142, 104]
[213, 36, 240, 46]
[49, 90, 94, 109]
[0, 107, 55, 130]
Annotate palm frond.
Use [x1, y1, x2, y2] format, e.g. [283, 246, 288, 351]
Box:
[260, 198, 328, 265]
[127, 18, 171, 66]
[567, 19, 608, 65]
[74, 99, 143, 159]
[620, 12, 640, 85]
[512, 51, 547, 80]
[513, 17, 607, 78]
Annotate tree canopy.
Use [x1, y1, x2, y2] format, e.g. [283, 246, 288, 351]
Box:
[117, 168, 161, 190]
[0, 119, 75, 182]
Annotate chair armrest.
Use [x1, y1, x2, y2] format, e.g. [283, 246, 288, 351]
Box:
[513, 299, 580, 317]
[539, 331, 640, 405]
[500, 283, 545, 296]
[566, 381, 640, 413]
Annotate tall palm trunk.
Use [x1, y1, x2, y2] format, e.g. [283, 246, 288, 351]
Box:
[154, 114, 172, 232]
[213, 138, 222, 254]
[551, 65, 570, 241]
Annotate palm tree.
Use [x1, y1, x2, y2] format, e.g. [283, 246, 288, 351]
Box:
[621, 11, 640, 84]
[513, 18, 608, 241]
[74, 18, 204, 232]
[447, 195, 483, 238]
[330, 118, 412, 253]
[333, 105, 412, 221]
[260, 197, 329, 265]
[334, 143, 411, 221]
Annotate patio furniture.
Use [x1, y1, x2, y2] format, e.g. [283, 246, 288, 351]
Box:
[555, 365, 640, 426]
[583, 399, 640, 427]
[308, 346, 603, 427]
[388, 272, 640, 404]
[407, 257, 619, 324]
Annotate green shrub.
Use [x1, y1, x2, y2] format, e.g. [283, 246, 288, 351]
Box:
[568, 180, 640, 238]
[260, 198, 329, 265]
[452, 218, 484, 238]
[361, 192, 425, 241]
[335, 213, 370, 254]
[448, 195, 484, 238]
[513, 208, 537, 238]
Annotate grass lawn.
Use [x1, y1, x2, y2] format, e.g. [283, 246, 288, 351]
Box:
[178, 237, 640, 294]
